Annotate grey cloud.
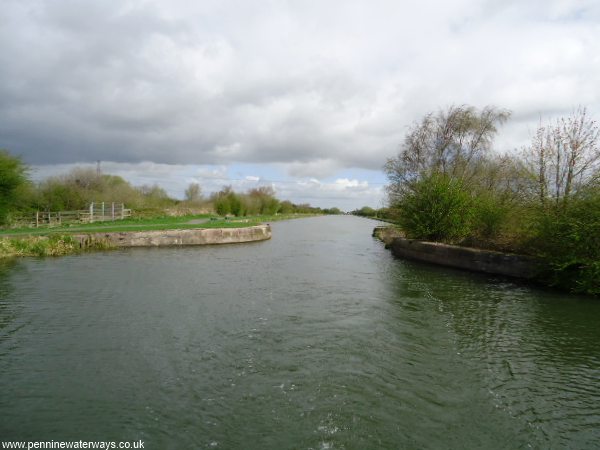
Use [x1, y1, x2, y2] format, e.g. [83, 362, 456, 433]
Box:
[2, 0, 600, 180]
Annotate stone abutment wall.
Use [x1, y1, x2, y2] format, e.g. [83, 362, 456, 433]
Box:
[74, 224, 271, 248]
[374, 227, 542, 280]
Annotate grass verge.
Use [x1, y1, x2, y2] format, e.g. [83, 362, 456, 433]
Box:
[0, 234, 112, 257]
[0, 213, 317, 237]
[0, 213, 319, 258]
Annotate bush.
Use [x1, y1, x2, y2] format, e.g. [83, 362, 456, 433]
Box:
[396, 173, 474, 242]
[471, 192, 509, 239]
[529, 190, 600, 295]
[0, 150, 30, 224]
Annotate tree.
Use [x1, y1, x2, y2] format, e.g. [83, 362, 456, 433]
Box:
[37, 179, 85, 211]
[212, 186, 244, 216]
[184, 183, 202, 203]
[247, 186, 280, 215]
[384, 105, 510, 241]
[279, 200, 295, 214]
[524, 107, 600, 210]
[0, 150, 30, 224]
[385, 105, 510, 204]
[138, 184, 173, 208]
[36, 167, 135, 211]
[353, 206, 376, 217]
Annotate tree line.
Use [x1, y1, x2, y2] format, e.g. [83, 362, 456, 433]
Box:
[0, 153, 340, 224]
[384, 105, 600, 295]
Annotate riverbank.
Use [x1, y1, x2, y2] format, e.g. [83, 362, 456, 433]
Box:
[74, 224, 271, 248]
[0, 213, 313, 258]
[0, 234, 109, 257]
[374, 226, 542, 280]
[0, 224, 272, 257]
[0, 213, 317, 237]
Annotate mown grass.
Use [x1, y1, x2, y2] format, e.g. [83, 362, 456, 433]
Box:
[0, 214, 214, 236]
[0, 213, 317, 237]
[0, 213, 317, 257]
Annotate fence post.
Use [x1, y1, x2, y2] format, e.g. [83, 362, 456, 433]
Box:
[112, 202, 115, 221]
[101, 202, 105, 222]
[90, 202, 94, 223]
[36, 211, 39, 228]
[58, 212, 61, 225]
[121, 203, 124, 219]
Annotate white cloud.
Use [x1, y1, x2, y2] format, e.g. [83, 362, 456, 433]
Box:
[4, 0, 600, 207]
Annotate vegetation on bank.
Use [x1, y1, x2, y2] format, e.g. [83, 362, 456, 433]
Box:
[0, 213, 316, 237]
[0, 149, 340, 258]
[0, 234, 111, 257]
[384, 105, 600, 296]
[0, 212, 321, 258]
[351, 206, 394, 221]
[0, 150, 341, 228]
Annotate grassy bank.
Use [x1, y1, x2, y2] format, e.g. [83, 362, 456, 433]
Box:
[0, 213, 317, 258]
[0, 234, 112, 257]
[0, 213, 316, 237]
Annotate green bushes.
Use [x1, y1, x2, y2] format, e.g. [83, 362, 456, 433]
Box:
[396, 174, 474, 242]
[213, 187, 244, 216]
[0, 150, 30, 225]
[385, 105, 600, 295]
[34, 169, 180, 213]
[0, 234, 110, 258]
[211, 186, 280, 217]
[527, 192, 600, 295]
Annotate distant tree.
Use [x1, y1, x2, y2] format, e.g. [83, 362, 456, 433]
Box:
[279, 200, 295, 214]
[0, 150, 30, 224]
[37, 179, 85, 211]
[294, 203, 313, 214]
[212, 186, 244, 216]
[354, 206, 376, 217]
[138, 184, 174, 208]
[524, 107, 600, 210]
[247, 186, 280, 215]
[184, 183, 202, 203]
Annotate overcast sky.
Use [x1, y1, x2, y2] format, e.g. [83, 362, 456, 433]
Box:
[1, 0, 599, 209]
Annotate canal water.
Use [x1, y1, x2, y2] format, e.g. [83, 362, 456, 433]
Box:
[1, 216, 599, 449]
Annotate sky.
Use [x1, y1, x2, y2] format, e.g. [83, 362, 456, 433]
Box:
[1, 0, 599, 210]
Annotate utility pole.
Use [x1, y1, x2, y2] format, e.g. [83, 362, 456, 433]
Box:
[96, 160, 101, 176]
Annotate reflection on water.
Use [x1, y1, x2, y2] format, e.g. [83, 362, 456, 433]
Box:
[391, 261, 600, 448]
[0, 216, 599, 449]
[0, 258, 20, 332]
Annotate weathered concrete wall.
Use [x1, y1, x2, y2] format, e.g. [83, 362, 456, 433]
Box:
[74, 224, 271, 248]
[372, 226, 404, 246]
[387, 235, 542, 280]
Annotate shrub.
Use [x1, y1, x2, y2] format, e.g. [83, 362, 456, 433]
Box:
[396, 173, 474, 242]
[0, 150, 30, 225]
[471, 192, 509, 239]
[529, 190, 600, 295]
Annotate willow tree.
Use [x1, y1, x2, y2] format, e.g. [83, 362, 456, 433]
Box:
[184, 183, 202, 203]
[384, 105, 511, 242]
[385, 105, 510, 203]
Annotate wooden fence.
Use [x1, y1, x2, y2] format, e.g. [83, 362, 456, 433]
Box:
[19, 203, 132, 228]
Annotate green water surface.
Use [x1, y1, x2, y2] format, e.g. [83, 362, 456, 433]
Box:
[1, 216, 599, 449]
